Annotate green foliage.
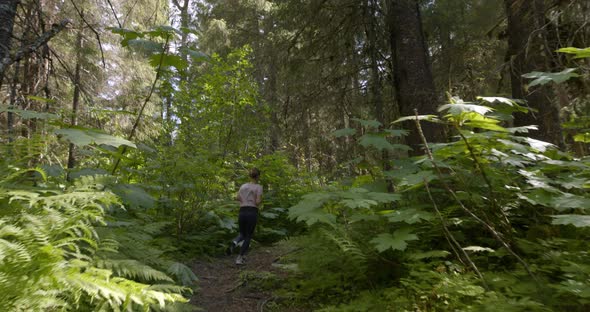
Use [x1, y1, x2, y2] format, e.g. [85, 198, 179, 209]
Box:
[371, 227, 419, 252]
[55, 127, 137, 148]
[522, 68, 580, 87]
[281, 96, 590, 311]
[0, 169, 190, 310]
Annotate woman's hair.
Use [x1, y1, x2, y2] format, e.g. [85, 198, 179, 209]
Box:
[249, 168, 260, 180]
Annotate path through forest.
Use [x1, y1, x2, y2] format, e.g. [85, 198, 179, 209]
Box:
[190, 244, 304, 312]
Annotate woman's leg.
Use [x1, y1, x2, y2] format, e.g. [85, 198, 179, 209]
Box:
[239, 210, 258, 256]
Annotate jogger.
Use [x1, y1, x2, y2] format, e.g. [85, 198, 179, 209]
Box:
[230, 168, 262, 265]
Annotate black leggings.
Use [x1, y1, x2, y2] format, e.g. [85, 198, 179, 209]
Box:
[234, 206, 258, 256]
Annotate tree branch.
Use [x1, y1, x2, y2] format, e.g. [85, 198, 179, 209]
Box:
[69, 0, 106, 68]
[0, 19, 70, 78]
[111, 35, 171, 174]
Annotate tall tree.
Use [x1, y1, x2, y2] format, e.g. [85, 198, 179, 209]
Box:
[504, 0, 564, 147]
[388, 0, 442, 150]
[0, 0, 19, 87]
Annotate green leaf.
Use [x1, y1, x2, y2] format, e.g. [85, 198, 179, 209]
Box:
[365, 192, 401, 203]
[111, 184, 155, 209]
[26, 95, 56, 103]
[523, 137, 555, 152]
[288, 195, 336, 226]
[109, 27, 143, 46]
[150, 54, 188, 70]
[340, 199, 378, 209]
[464, 120, 507, 132]
[408, 250, 450, 260]
[0, 107, 58, 120]
[522, 68, 579, 87]
[55, 128, 137, 148]
[506, 125, 538, 134]
[552, 215, 590, 227]
[383, 129, 409, 137]
[573, 132, 590, 143]
[332, 128, 357, 137]
[552, 193, 590, 211]
[359, 134, 393, 151]
[392, 115, 440, 124]
[351, 118, 381, 128]
[371, 227, 419, 252]
[127, 39, 163, 54]
[462, 246, 494, 252]
[477, 96, 517, 106]
[180, 48, 209, 61]
[438, 103, 493, 116]
[384, 208, 434, 224]
[557, 47, 590, 59]
[167, 262, 198, 286]
[147, 25, 180, 38]
[398, 170, 437, 187]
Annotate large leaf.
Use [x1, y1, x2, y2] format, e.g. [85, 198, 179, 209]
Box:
[126, 39, 163, 54]
[351, 118, 382, 128]
[371, 227, 418, 252]
[477, 96, 518, 106]
[408, 250, 450, 260]
[149, 53, 188, 70]
[55, 128, 137, 148]
[557, 47, 590, 59]
[288, 194, 336, 226]
[552, 193, 590, 211]
[359, 135, 393, 151]
[383, 129, 409, 137]
[180, 48, 209, 61]
[552, 215, 590, 227]
[383, 208, 434, 224]
[392, 115, 440, 124]
[462, 246, 494, 253]
[332, 128, 357, 137]
[522, 68, 579, 87]
[573, 132, 590, 143]
[111, 184, 155, 209]
[438, 103, 493, 116]
[0, 107, 58, 120]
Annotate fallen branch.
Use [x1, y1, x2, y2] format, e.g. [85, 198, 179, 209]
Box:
[0, 19, 71, 77]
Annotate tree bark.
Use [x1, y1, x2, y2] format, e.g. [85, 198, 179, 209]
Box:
[388, 0, 443, 152]
[504, 0, 564, 148]
[67, 27, 83, 171]
[0, 0, 19, 88]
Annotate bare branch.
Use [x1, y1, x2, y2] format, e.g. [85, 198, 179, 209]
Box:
[0, 19, 70, 77]
[105, 0, 122, 28]
[69, 0, 106, 68]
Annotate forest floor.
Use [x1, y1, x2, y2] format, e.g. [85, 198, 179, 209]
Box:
[190, 243, 306, 312]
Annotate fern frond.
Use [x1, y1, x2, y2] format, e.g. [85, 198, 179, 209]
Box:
[167, 261, 198, 286]
[319, 227, 368, 269]
[96, 259, 175, 283]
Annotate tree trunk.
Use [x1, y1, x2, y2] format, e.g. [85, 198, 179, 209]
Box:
[67, 28, 83, 171]
[504, 0, 564, 148]
[365, 0, 384, 125]
[388, 0, 443, 152]
[0, 0, 19, 88]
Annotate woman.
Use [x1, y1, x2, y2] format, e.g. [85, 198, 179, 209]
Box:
[229, 168, 262, 265]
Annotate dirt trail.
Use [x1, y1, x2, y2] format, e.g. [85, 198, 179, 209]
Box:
[190, 245, 304, 312]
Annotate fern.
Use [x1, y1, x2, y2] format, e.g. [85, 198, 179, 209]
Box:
[96, 259, 175, 283]
[0, 176, 191, 311]
[319, 227, 368, 270]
